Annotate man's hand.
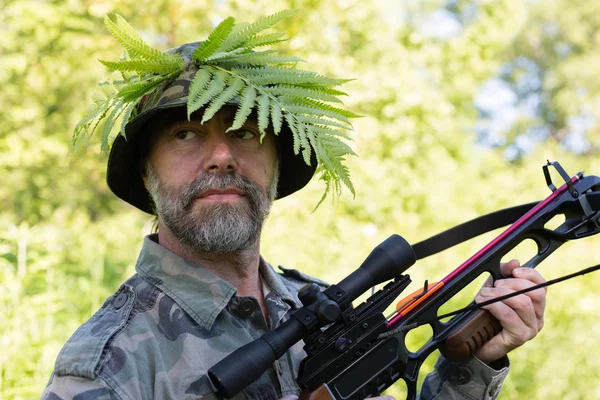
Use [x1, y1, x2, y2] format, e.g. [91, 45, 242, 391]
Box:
[474, 259, 546, 364]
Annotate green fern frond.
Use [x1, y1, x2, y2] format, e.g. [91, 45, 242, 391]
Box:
[119, 98, 141, 137]
[235, 66, 348, 86]
[270, 102, 283, 135]
[104, 15, 164, 60]
[292, 97, 361, 119]
[187, 69, 226, 117]
[319, 134, 357, 156]
[188, 68, 213, 107]
[101, 99, 126, 152]
[192, 17, 236, 62]
[284, 114, 301, 155]
[279, 104, 351, 125]
[296, 120, 313, 164]
[118, 76, 166, 102]
[240, 32, 286, 49]
[296, 115, 352, 131]
[201, 76, 244, 123]
[304, 124, 353, 142]
[229, 85, 257, 131]
[257, 94, 270, 137]
[262, 86, 343, 104]
[100, 58, 183, 74]
[220, 9, 299, 52]
[209, 51, 303, 66]
[72, 94, 118, 151]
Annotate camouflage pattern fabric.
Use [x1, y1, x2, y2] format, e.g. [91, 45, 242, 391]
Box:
[42, 235, 509, 400]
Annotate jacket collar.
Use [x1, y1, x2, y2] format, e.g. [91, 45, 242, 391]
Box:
[135, 235, 296, 330]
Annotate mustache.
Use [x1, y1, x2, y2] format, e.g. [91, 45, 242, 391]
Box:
[180, 172, 262, 210]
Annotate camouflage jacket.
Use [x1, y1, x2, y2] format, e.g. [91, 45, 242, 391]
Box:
[43, 235, 509, 400]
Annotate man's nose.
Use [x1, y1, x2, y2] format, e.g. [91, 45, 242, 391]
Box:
[203, 134, 237, 172]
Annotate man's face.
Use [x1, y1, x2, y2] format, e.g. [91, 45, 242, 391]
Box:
[144, 106, 279, 253]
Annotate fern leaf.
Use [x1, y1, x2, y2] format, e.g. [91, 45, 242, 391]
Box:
[104, 15, 164, 60]
[119, 98, 141, 137]
[238, 67, 349, 86]
[240, 32, 286, 49]
[118, 77, 165, 102]
[313, 177, 332, 210]
[291, 97, 361, 119]
[187, 70, 227, 118]
[257, 94, 270, 135]
[284, 114, 301, 155]
[201, 76, 244, 123]
[220, 9, 299, 52]
[209, 51, 303, 66]
[100, 99, 126, 152]
[270, 102, 283, 135]
[100, 58, 183, 74]
[188, 67, 213, 106]
[72, 95, 117, 150]
[296, 115, 352, 131]
[280, 104, 351, 125]
[192, 17, 236, 62]
[297, 121, 313, 165]
[263, 86, 343, 103]
[308, 125, 354, 141]
[229, 85, 257, 131]
[318, 135, 356, 156]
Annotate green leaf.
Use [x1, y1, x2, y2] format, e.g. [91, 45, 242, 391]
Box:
[188, 67, 213, 108]
[201, 76, 245, 123]
[187, 70, 227, 117]
[229, 85, 257, 131]
[117, 77, 165, 102]
[257, 94, 270, 135]
[292, 97, 362, 119]
[264, 86, 343, 103]
[296, 115, 352, 131]
[119, 98, 142, 137]
[104, 15, 164, 60]
[285, 114, 301, 155]
[270, 102, 283, 135]
[100, 99, 126, 152]
[208, 51, 303, 66]
[240, 32, 286, 49]
[235, 66, 348, 86]
[192, 17, 236, 62]
[280, 104, 351, 125]
[99, 58, 183, 74]
[221, 9, 299, 52]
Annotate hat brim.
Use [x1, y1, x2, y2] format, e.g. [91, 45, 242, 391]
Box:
[107, 101, 317, 214]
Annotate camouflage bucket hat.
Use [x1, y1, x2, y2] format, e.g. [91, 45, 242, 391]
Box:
[106, 42, 316, 214]
[74, 11, 358, 214]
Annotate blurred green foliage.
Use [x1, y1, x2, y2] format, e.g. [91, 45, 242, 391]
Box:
[1, 0, 599, 399]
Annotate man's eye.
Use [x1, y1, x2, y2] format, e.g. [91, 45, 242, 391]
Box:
[174, 130, 196, 140]
[232, 129, 257, 140]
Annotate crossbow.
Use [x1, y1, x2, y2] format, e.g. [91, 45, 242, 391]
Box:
[208, 161, 600, 399]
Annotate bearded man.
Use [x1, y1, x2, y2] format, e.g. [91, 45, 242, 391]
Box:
[43, 13, 547, 400]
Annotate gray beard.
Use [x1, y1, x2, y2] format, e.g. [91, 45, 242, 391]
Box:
[146, 165, 278, 254]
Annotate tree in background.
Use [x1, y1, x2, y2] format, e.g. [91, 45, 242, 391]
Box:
[1, 0, 598, 398]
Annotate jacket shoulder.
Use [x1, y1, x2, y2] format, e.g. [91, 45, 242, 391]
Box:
[277, 266, 329, 290]
[54, 275, 153, 379]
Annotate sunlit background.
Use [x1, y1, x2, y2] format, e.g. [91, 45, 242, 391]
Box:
[2, 0, 599, 398]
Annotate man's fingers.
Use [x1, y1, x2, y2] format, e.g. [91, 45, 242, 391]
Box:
[499, 259, 521, 276]
[477, 286, 539, 332]
[493, 278, 546, 320]
[511, 267, 547, 288]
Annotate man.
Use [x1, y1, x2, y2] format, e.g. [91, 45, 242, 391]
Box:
[43, 13, 546, 400]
